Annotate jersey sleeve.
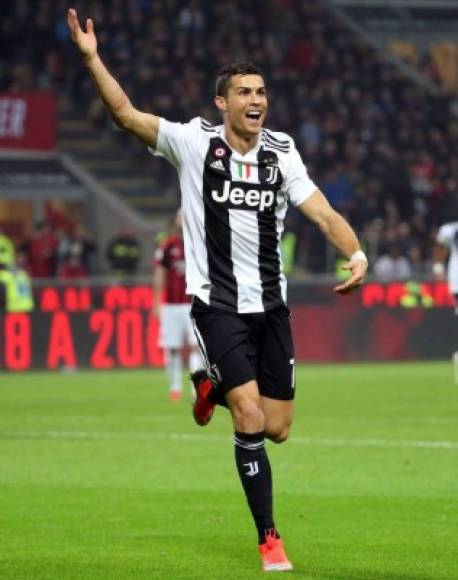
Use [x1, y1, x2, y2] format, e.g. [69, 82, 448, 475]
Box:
[436, 224, 456, 248]
[149, 117, 200, 169]
[283, 143, 318, 207]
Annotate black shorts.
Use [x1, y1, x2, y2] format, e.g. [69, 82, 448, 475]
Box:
[190, 297, 295, 400]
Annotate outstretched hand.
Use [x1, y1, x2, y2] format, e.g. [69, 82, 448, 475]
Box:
[67, 8, 97, 62]
[333, 257, 368, 295]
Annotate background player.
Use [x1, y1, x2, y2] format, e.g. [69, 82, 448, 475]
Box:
[153, 209, 202, 401]
[433, 203, 458, 381]
[68, 8, 368, 572]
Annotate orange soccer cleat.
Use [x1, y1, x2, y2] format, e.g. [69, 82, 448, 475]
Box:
[190, 369, 215, 426]
[259, 531, 293, 572]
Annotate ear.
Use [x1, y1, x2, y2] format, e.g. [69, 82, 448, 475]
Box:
[214, 95, 227, 114]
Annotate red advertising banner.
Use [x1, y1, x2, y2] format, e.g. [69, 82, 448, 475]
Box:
[0, 282, 456, 370]
[0, 92, 56, 150]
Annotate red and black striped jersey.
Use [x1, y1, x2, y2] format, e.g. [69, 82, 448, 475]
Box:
[154, 235, 189, 304]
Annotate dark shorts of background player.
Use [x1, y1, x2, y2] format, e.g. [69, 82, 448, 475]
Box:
[191, 297, 295, 401]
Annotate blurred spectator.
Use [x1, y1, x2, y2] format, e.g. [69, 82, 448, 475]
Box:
[0, 249, 34, 312]
[106, 227, 141, 277]
[25, 222, 58, 278]
[284, 34, 313, 71]
[407, 244, 428, 278]
[374, 243, 412, 282]
[298, 111, 321, 154]
[2, 0, 458, 276]
[280, 231, 297, 277]
[57, 224, 97, 276]
[0, 226, 15, 267]
[58, 254, 88, 279]
[320, 165, 354, 212]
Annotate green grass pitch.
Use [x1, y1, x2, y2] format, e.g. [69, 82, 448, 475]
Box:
[1, 363, 457, 579]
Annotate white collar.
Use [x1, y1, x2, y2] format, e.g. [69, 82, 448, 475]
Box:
[220, 124, 262, 160]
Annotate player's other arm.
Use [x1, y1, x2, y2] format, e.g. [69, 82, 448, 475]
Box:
[297, 190, 368, 294]
[67, 8, 158, 147]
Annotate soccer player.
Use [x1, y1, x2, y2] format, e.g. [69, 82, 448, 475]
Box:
[68, 9, 368, 572]
[153, 209, 202, 401]
[433, 212, 458, 381]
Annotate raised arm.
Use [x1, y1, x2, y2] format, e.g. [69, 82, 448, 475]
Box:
[297, 190, 368, 294]
[67, 8, 159, 147]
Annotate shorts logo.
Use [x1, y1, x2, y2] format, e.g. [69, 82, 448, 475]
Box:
[211, 180, 275, 212]
[209, 363, 222, 385]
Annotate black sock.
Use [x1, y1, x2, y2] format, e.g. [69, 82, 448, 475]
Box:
[234, 431, 278, 544]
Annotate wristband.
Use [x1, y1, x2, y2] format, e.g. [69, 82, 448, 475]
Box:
[350, 250, 368, 263]
[432, 262, 445, 276]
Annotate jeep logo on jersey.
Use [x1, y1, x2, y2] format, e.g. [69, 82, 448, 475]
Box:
[211, 180, 276, 212]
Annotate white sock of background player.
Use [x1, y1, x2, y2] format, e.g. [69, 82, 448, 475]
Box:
[188, 348, 204, 398]
[189, 348, 203, 374]
[165, 348, 182, 394]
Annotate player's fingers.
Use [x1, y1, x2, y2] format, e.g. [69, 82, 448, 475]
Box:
[67, 9, 74, 33]
[333, 274, 362, 294]
[334, 284, 360, 295]
[335, 259, 367, 293]
[67, 8, 80, 38]
[351, 261, 368, 278]
[334, 283, 349, 294]
[341, 260, 368, 276]
[86, 18, 94, 34]
[67, 8, 77, 29]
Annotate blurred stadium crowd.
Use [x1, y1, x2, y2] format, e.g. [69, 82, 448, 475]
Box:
[1, 0, 457, 278]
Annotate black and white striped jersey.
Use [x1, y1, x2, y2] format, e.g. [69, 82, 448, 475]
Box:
[151, 116, 317, 313]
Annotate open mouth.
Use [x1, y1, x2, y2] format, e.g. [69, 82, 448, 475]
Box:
[246, 110, 262, 121]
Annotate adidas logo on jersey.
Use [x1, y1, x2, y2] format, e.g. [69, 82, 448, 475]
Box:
[210, 159, 225, 172]
[211, 180, 275, 212]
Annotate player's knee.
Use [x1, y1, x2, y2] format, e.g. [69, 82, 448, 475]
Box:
[230, 398, 265, 432]
[267, 425, 290, 444]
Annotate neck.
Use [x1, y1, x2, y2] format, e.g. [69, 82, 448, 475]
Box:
[224, 121, 260, 156]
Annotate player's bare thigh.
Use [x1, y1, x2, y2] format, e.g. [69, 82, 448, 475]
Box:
[225, 380, 293, 443]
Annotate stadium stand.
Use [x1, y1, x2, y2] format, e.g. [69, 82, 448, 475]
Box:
[1, 0, 457, 275]
[328, 0, 458, 94]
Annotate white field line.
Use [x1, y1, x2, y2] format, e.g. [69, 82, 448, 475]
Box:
[1, 430, 458, 450]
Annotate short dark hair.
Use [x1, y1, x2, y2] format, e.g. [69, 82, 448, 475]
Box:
[215, 62, 264, 97]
